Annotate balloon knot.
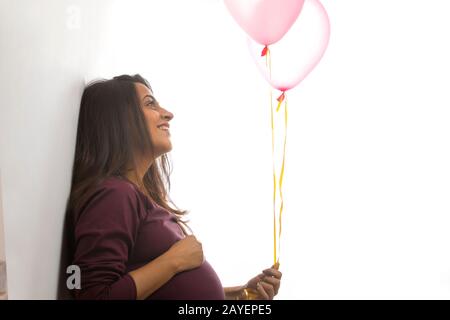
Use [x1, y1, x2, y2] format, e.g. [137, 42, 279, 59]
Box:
[276, 91, 285, 103]
[261, 45, 269, 57]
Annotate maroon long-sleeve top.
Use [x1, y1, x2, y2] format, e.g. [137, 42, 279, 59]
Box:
[71, 176, 225, 300]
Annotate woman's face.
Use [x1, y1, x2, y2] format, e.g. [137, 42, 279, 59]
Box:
[135, 82, 174, 159]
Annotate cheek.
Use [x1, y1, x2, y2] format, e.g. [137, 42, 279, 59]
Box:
[144, 112, 157, 131]
[146, 113, 163, 142]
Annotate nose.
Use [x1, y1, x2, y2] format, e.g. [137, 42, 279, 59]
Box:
[161, 108, 174, 121]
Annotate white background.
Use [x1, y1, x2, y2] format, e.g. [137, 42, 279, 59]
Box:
[1, 0, 449, 299]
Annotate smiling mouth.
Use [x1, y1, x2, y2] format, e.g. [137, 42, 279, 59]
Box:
[157, 125, 170, 134]
[157, 124, 169, 130]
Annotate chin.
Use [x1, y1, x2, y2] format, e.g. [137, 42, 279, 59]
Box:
[161, 143, 173, 155]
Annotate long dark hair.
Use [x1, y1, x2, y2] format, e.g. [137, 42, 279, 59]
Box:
[68, 74, 189, 231]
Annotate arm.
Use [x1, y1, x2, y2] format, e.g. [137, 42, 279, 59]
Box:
[72, 185, 143, 299]
[72, 184, 203, 300]
[129, 235, 203, 300]
[128, 252, 180, 300]
[223, 264, 282, 300]
[224, 286, 246, 300]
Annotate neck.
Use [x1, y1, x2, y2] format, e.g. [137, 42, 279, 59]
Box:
[125, 158, 153, 190]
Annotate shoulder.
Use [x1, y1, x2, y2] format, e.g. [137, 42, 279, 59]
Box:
[99, 176, 139, 196]
[77, 176, 148, 222]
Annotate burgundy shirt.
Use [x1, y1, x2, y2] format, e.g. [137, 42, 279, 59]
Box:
[71, 176, 225, 300]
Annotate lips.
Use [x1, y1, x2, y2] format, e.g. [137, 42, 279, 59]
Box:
[157, 122, 170, 132]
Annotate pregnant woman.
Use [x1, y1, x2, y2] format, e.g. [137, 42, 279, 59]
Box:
[67, 74, 282, 300]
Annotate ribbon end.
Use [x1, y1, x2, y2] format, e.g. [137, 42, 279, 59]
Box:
[276, 92, 285, 103]
[276, 92, 285, 112]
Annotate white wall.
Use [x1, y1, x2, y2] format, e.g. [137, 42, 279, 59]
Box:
[1, 0, 450, 299]
[0, 170, 5, 267]
[0, 0, 113, 299]
[0, 169, 7, 299]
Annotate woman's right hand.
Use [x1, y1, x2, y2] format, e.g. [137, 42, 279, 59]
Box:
[129, 235, 204, 299]
[166, 235, 204, 273]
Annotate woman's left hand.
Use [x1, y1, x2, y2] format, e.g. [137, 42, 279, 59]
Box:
[244, 263, 282, 300]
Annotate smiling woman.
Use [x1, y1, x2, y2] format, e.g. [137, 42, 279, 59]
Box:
[65, 74, 281, 300]
[67, 74, 224, 299]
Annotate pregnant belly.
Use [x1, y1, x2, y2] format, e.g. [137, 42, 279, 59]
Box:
[147, 260, 225, 300]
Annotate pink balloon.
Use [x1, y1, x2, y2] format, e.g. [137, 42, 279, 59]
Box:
[247, 0, 330, 92]
[224, 0, 305, 46]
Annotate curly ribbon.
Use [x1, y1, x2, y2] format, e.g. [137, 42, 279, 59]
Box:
[266, 49, 277, 266]
[277, 95, 287, 266]
[265, 48, 288, 267]
[244, 47, 287, 300]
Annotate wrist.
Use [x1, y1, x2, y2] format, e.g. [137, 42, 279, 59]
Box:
[240, 288, 250, 300]
[224, 285, 247, 300]
[159, 252, 184, 274]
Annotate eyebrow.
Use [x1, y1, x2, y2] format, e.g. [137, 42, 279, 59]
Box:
[142, 94, 155, 101]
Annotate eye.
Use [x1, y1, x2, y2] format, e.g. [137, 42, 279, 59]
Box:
[146, 99, 158, 109]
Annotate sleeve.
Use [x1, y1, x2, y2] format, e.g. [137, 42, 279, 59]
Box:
[71, 184, 140, 300]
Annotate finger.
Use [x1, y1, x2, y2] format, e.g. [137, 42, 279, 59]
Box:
[255, 273, 265, 280]
[260, 281, 275, 300]
[262, 276, 280, 294]
[262, 268, 282, 279]
[272, 262, 280, 270]
[248, 274, 265, 288]
[256, 282, 269, 300]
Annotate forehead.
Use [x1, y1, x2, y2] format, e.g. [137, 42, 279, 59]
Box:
[134, 82, 153, 98]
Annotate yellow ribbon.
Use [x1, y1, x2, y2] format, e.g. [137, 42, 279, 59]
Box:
[265, 48, 288, 266]
[242, 50, 286, 300]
